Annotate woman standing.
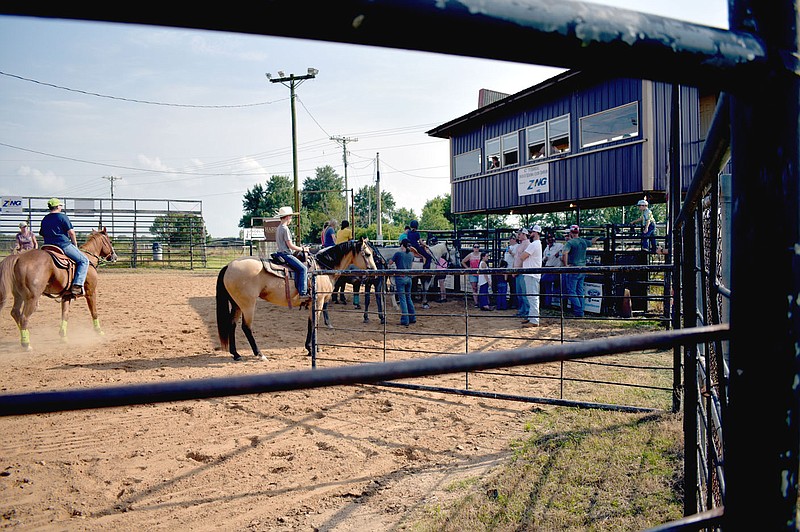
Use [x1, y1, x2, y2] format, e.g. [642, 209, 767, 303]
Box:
[461, 244, 482, 307]
[14, 221, 38, 253]
[477, 252, 494, 311]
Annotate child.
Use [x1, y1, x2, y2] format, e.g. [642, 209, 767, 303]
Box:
[478, 252, 494, 311]
[493, 260, 509, 310]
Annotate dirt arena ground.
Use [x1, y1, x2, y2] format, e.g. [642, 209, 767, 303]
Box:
[0, 269, 665, 531]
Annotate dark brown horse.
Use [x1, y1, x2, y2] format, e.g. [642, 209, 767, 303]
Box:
[216, 238, 377, 360]
[0, 228, 118, 349]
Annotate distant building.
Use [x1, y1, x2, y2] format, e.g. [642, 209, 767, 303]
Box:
[427, 70, 718, 216]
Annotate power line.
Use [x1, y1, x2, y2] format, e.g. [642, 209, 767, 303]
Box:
[0, 70, 282, 108]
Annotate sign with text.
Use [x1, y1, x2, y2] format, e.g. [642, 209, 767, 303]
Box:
[584, 282, 603, 314]
[517, 164, 550, 197]
[0, 196, 23, 214]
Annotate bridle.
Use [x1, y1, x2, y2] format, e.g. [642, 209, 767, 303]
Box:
[81, 233, 117, 267]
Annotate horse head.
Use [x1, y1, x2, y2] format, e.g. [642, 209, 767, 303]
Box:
[89, 227, 118, 263]
[354, 237, 378, 271]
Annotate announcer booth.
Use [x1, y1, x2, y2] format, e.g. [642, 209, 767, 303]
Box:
[248, 217, 281, 258]
[428, 69, 713, 315]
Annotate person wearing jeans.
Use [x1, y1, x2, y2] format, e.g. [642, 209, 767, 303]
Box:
[39, 197, 88, 297]
[561, 225, 600, 317]
[391, 240, 417, 326]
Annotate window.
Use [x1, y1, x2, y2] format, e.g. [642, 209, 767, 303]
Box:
[485, 138, 500, 170]
[485, 133, 519, 170]
[580, 102, 639, 148]
[454, 149, 481, 179]
[502, 132, 519, 166]
[548, 115, 570, 155]
[526, 124, 546, 160]
[526, 115, 570, 161]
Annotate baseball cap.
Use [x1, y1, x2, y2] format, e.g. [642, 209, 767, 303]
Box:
[531, 224, 542, 234]
[569, 224, 580, 233]
[47, 197, 62, 208]
[19, 221, 27, 228]
[517, 227, 528, 235]
[637, 199, 648, 207]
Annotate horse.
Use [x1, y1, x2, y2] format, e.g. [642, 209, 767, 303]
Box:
[373, 240, 459, 308]
[0, 228, 118, 350]
[339, 241, 394, 324]
[215, 237, 377, 361]
[413, 240, 460, 308]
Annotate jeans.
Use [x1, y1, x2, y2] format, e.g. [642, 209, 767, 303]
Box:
[524, 275, 540, 324]
[396, 276, 416, 325]
[515, 275, 529, 316]
[478, 283, 491, 308]
[641, 223, 656, 252]
[61, 243, 89, 287]
[277, 252, 308, 296]
[564, 273, 585, 317]
[540, 272, 559, 307]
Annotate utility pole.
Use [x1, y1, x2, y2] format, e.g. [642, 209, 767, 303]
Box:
[267, 68, 319, 239]
[376, 153, 382, 242]
[330, 135, 357, 227]
[102, 175, 121, 236]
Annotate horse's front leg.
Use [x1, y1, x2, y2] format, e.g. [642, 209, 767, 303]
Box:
[84, 291, 104, 336]
[12, 293, 33, 350]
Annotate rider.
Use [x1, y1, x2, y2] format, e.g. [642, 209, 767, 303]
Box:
[40, 197, 89, 297]
[405, 220, 433, 270]
[274, 206, 310, 301]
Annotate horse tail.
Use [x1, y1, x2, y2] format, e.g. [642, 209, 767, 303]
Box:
[0, 254, 18, 313]
[216, 265, 233, 351]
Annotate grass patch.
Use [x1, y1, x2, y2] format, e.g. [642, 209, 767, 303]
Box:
[411, 408, 684, 531]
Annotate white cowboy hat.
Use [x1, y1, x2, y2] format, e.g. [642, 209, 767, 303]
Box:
[276, 206, 297, 218]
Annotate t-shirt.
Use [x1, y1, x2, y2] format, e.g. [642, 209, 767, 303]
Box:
[563, 237, 589, 266]
[522, 240, 542, 280]
[276, 223, 293, 253]
[543, 242, 564, 267]
[39, 212, 73, 247]
[323, 226, 336, 247]
[391, 249, 415, 271]
[335, 227, 352, 244]
[16, 229, 36, 250]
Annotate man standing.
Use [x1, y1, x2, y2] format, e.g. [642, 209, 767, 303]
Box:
[561, 225, 600, 317]
[512, 228, 530, 318]
[40, 198, 88, 297]
[541, 232, 564, 307]
[520, 225, 543, 327]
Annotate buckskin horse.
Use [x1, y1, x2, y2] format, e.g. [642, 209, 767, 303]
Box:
[215, 237, 377, 360]
[0, 227, 118, 350]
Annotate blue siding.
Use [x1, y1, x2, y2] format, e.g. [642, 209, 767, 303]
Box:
[451, 75, 658, 213]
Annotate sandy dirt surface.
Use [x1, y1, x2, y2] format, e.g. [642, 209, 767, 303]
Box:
[0, 269, 651, 531]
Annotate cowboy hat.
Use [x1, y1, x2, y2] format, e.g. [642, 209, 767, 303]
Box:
[276, 206, 296, 218]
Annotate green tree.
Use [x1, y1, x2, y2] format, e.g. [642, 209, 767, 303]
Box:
[391, 207, 417, 227]
[353, 184, 396, 228]
[239, 175, 293, 228]
[150, 212, 208, 246]
[420, 196, 451, 230]
[302, 165, 346, 242]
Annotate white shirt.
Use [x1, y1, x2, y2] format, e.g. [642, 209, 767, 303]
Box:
[503, 243, 516, 267]
[543, 242, 564, 268]
[522, 240, 542, 280]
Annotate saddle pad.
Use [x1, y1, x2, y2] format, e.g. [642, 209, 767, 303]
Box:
[41, 245, 72, 269]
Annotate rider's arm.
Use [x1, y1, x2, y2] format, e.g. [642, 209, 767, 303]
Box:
[67, 228, 78, 246]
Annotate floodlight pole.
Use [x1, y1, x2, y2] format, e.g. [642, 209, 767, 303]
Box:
[267, 69, 318, 239]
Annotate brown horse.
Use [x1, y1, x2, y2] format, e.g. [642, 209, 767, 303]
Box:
[216, 237, 377, 360]
[0, 228, 118, 350]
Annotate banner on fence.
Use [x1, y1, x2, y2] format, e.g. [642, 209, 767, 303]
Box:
[584, 282, 603, 314]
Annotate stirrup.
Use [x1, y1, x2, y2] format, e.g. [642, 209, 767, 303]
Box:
[70, 284, 84, 296]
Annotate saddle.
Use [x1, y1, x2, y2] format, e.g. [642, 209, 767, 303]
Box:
[41, 245, 76, 298]
[261, 251, 314, 309]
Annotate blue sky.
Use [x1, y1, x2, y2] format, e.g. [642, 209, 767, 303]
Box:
[0, 3, 727, 237]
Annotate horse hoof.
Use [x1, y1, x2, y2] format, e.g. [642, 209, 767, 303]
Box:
[21, 344, 31, 351]
[258, 354, 268, 361]
[232, 353, 242, 361]
[363, 317, 369, 323]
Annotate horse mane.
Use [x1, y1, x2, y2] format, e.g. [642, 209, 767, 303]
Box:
[315, 240, 359, 269]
